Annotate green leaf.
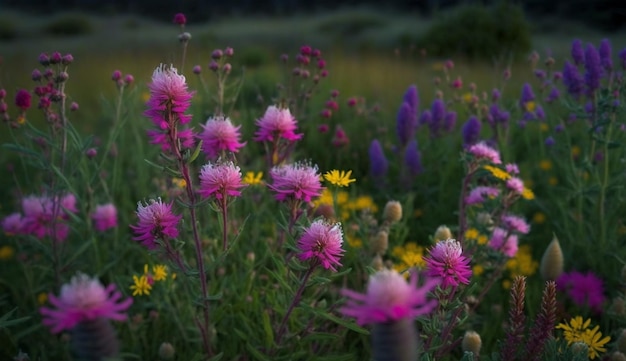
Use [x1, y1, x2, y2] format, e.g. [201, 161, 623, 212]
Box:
[208, 352, 224, 361]
[265, 268, 293, 294]
[302, 304, 369, 335]
[245, 343, 272, 361]
[262, 310, 274, 348]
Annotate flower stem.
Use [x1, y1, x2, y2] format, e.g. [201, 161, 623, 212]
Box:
[457, 167, 476, 245]
[221, 198, 229, 251]
[275, 264, 316, 347]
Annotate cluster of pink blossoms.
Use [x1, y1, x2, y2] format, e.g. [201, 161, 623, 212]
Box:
[297, 219, 345, 271]
[424, 239, 472, 289]
[197, 116, 246, 158]
[198, 161, 247, 204]
[130, 198, 181, 250]
[268, 162, 323, 202]
[254, 105, 302, 142]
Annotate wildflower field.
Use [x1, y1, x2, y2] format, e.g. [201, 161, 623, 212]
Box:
[2, 6, 626, 361]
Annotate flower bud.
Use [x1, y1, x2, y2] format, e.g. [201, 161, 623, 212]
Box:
[382, 201, 402, 224]
[62, 54, 74, 65]
[211, 49, 223, 59]
[370, 230, 389, 255]
[223, 63, 232, 74]
[434, 225, 452, 242]
[158, 342, 175, 360]
[462, 330, 482, 357]
[371, 254, 383, 271]
[178, 32, 191, 42]
[192, 65, 201, 74]
[540, 235, 564, 280]
[224, 47, 234, 57]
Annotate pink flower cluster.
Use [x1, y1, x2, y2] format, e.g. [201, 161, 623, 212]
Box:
[2, 193, 77, 242]
[468, 142, 501, 164]
[297, 219, 345, 271]
[198, 116, 246, 158]
[340, 269, 438, 325]
[198, 161, 246, 202]
[424, 239, 472, 289]
[268, 162, 323, 202]
[254, 105, 302, 142]
[557, 271, 605, 313]
[130, 198, 181, 250]
[91, 203, 118, 232]
[465, 186, 500, 205]
[40, 273, 132, 333]
[487, 227, 519, 257]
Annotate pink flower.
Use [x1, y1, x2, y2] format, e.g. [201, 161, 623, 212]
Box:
[198, 161, 246, 201]
[173, 13, 187, 25]
[147, 127, 195, 152]
[468, 142, 501, 164]
[424, 239, 472, 288]
[506, 177, 524, 195]
[254, 105, 303, 142]
[465, 186, 500, 205]
[557, 271, 605, 313]
[2, 213, 23, 235]
[40, 273, 132, 333]
[198, 116, 246, 158]
[502, 214, 530, 234]
[130, 198, 181, 250]
[505, 163, 520, 175]
[297, 219, 345, 271]
[268, 162, 323, 202]
[15, 89, 32, 110]
[20, 194, 76, 242]
[340, 269, 438, 325]
[91, 203, 118, 232]
[488, 227, 519, 257]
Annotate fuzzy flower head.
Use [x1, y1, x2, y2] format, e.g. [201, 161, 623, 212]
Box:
[40, 273, 132, 333]
[468, 142, 501, 164]
[424, 239, 472, 288]
[2, 213, 23, 236]
[130, 198, 181, 250]
[268, 161, 323, 203]
[340, 269, 438, 325]
[91, 203, 118, 232]
[254, 105, 302, 142]
[20, 194, 77, 242]
[198, 160, 246, 201]
[501, 214, 530, 234]
[557, 271, 605, 313]
[198, 116, 246, 158]
[488, 227, 519, 257]
[465, 186, 500, 205]
[297, 219, 345, 271]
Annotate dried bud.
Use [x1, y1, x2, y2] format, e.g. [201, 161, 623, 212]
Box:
[382, 201, 402, 224]
[545, 57, 555, 67]
[540, 235, 564, 280]
[370, 230, 389, 255]
[371, 254, 383, 271]
[433, 225, 452, 242]
[158, 342, 175, 360]
[178, 32, 192, 42]
[462, 330, 482, 357]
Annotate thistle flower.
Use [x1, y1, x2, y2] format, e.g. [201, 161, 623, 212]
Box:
[297, 219, 344, 271]
[2, 213, 23, 235]
[15, 89, 32, 110]
[488, 227, 519, 257]
[131, 198, 182, 250]
[254, 105, 302, 142]
[20, 194, 76, 242]
[584, 43, 602, 95]
[268, 161, 323, 202]
[462, 116, 481, 148]
[40, 273, 132, 333]
[340, 268, 438, 325]
[198, 116, 246, 158]
[91, 203, 118, 232]
[501, 214, 530, 234]
[468, 142, 501, 164]
[506, 177, 525, 195]
[369, 139, 388, 178]
[198, 161, 246, 201]
[424, 239, 472, 288]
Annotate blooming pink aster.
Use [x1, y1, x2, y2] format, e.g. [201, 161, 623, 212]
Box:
[297, 219, 345, 271]
[91, 203, 118, 232]
[198, 161, 247, 201]
[198, 116, 246, 158]
[40, 273, 132, 333]
[130, 198, 181, 250]
[268, 162, 324, 202]
[557, 271, 605, 313]
[254, 105, 303, 142]
[340, 269, 438, 325]
[488, 227, 519, 257]
[465, 186, 500, 205]
[501, 214, 530, 234]
[424, 239, 472, 288]
[506, 177, 524, 195]
[468, 142, 502, 164]
[2, 213, 23, 235]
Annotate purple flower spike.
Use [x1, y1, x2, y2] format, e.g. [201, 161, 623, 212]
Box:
[403, 85, 419, 113]
[404, 139, 423, 176]
[396, 102, 416, 147]
[519, 83, 535, 109]
[584, 43, 602, 95]
[369, 140, 388, 178]
[462, 116, 481, 148]
[571, 39, 585, 65]
[619, 48, 626, 70]
[444, 111, 457, 132]
[599, 39, 613, 73]
[563, 61, 584, 99]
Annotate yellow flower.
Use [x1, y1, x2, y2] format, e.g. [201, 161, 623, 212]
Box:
[506, 245, 538, 276]
[502, 279, 512, 289]
[17, 115, 26, 125]
[539, 159, 552, 171]
[392, 242, 426, 272]
[130, 275, 152, 296]
[346, 235, 362, 248]
[462, 92, 474, 104]
[414, 209, 423, 218]
[313, 189, 334, 207]
[37, 292, 48, 305]
[477, 234, 488, 245]
[483, 165, 511, 180]
[548, 176, 558, 186]
[0, 245, 15, 260]
[557, 316, 610, 360]
[524, 101, 536, 112]
[539, 123, 549, 132]
[522, 187, 534, 200]
[571, 146, 581, 157]
[473, 264, 484, 276]
[465, 228, 479, 240]
[324, 170, 356, 187]
[243, 171, 263, 186]
[172, 178, 187, 188]
[532, 212, 546, 224]
[153, 265, 168, 281]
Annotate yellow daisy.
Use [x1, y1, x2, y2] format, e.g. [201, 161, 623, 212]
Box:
[243, 171, 263, 186]
[153, 265, 168, 281]
[323, 170, 356, 187]
[130, 275, 152, 296]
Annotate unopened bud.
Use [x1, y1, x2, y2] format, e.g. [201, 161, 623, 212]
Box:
[158, 342, 175, 360]
[540, 235, 564, 280]
[371, 254, 383, 271]
[178, 32, 191, 42]
[223, 63, 232, 74]
[571, 342, 588, 357]
[370, 230, 389, 255]
[382, 201, 402, 224]
[462, 330, 482, 357]
[434, 225, 452, 242]
[224, 47, 234, 57]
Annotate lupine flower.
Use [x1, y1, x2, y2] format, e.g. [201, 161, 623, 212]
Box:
[462, 116, 481, 148]
[444, 111, 457, 132]
[91, 203, 118, 232]
[599, 39, 613, 72]
[369, 140, 388, 178]
[40, 273, 132, 333]
[254, 105, 302, 142]
[557, 271, 605, 313]
[535, 105, 546, 120]
[571, 39, 585, 65]
[502, 214, 530, 234]
[2, 213, 23, 235]
[131, 198, 182, 250]
[340, 268, 438, 325]
[519, 83, 535, 110]
[323, 170, 356, 187]
[396, 102, 416, 147]
[545, 136, 555, 147]
[198, 116, 246, 158]
[198, 161, 246, 200]
[424, 239, 471, 288]
[429, 99, 446, 136]
[546, 87, 560, 103]
[468, 142, 501, 164]
[488, 227, 519, 257]
[619, 48, 626, 69]
[404, 139, 423, 176]
[563, 61, 584, 99]
[297, 219, 344, 271]
[268, 161, 323, 202]
[584, 43, 602, 95]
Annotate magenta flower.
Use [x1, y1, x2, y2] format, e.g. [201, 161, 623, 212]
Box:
[20, 194, 76, 242]
[468, 142, 501, 164]
[254, 105, 303, 142]
[40, 273, 132, 333]
[198, 161, 246, 201]
[297, 219, 345, 271]
[130, 198, 181, 250]
[502, 214, 530, 234]
[2, 213, 23, 235]
[465, 186, 500, 205]
[505, 163, 520, 175]
[488, 227, 519, 257]
[198, 116, 246, 158]
[15, 89, 32, 110]
[506, 177, 524, 195]
[173, 13, 187, 25]
[268, 162, 323, 202]
[340, 269, 438, 326]
[557, 271, 605, 313]
[144, 64, 194, 152]
[424, 239, 472, 288]
[91, 203, 118, 232]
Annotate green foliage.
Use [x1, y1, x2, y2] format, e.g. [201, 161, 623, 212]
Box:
[317, 12, 387, 38]
[416, 3, 532, 61]
[43, 13, 94, 36]
[0, 17, 17, 41]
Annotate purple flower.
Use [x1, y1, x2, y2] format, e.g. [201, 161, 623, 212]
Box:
[15, 89, 32, 110]
[468, 142, 502, 164]
[418, 110, 432, 127]
[535, 105, 546, 120]
[571, 39, 585, 65]
[557, 271, 605, 313]
[404, 139, 422, 176]
[268, 162, 323, 203]
[396, 102, 416, 147]
[424, 239, 472, 289]
[340, 269, 438, 325]
[130, 198, 181, 250]
[599, 39, 613, 72]
[492, 89, 501, 102]
[546, 87, 560, 103]
[403, 85, 419, 113]
[488, 227, 518, 257]
[506, 177, 524, 195]
[519, 83, 535, 109]
[2, 213, 23, 235]
[198, 161, 246, 202]
[91, 203, 118, 232]
[584, 43, 602, 95]
[430, 99, 446, 137]
[369, 140, 388, 178]
[502, 214, 530, 234]
[444, 111, 457, 132]
[545, 136, 555, 147]
[465, 186, 500, 205]
[297, 219, 344, 271]
[462, 116, 481, 148]
[254, 105, 302, 142]
[619, 48, 626, 70]
[198, 116, 246, 158]
[562, 61, 584, 99]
